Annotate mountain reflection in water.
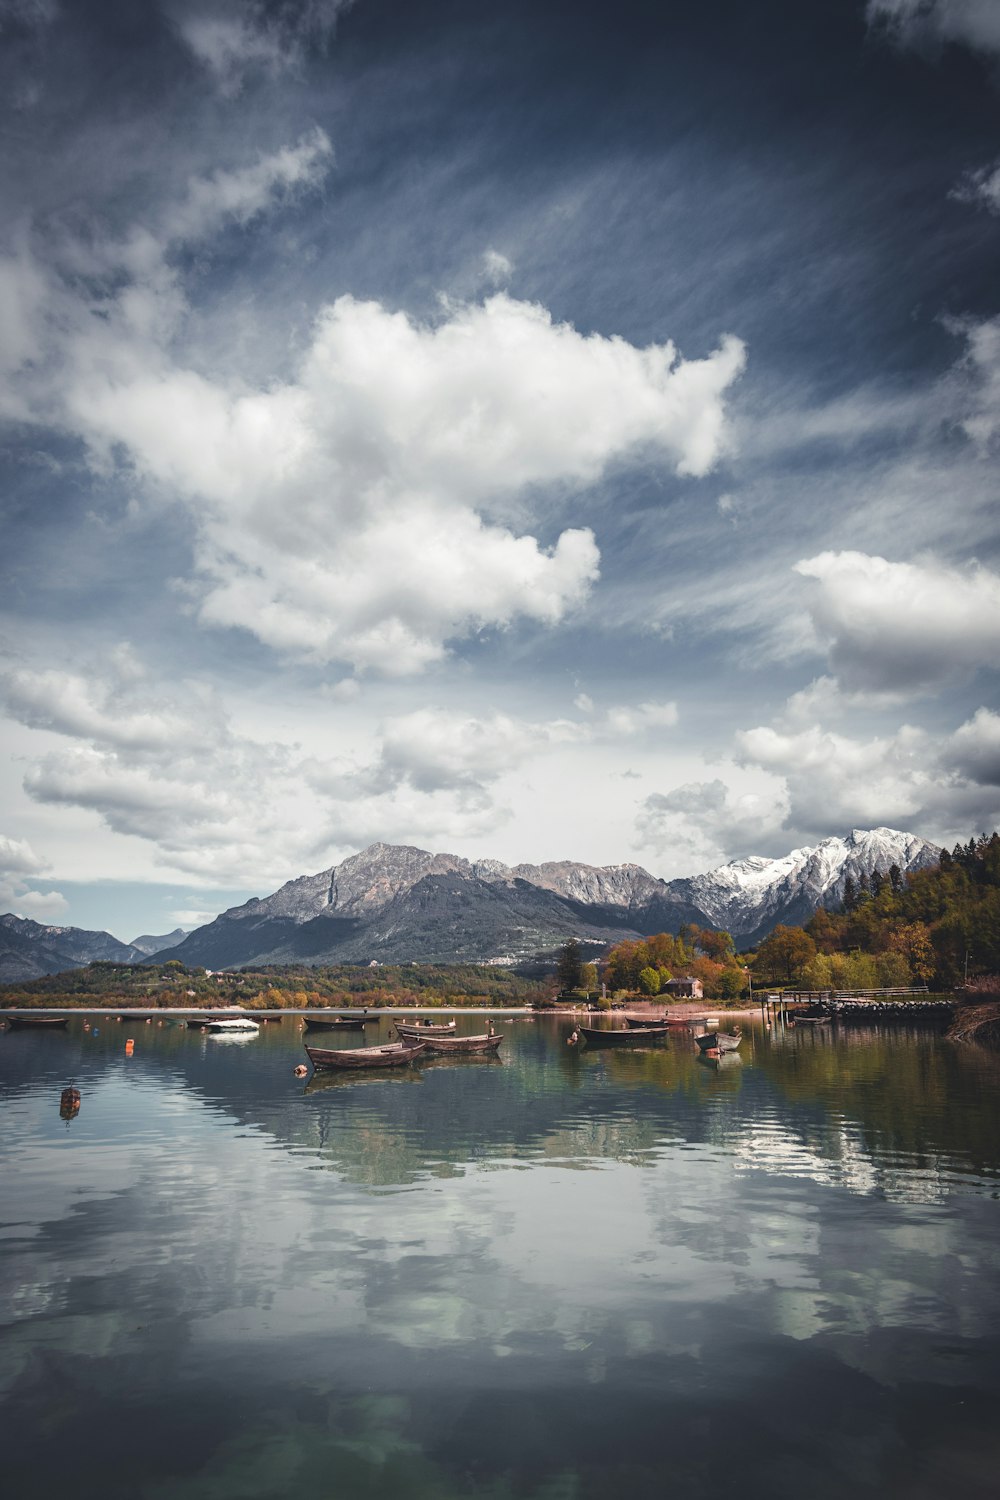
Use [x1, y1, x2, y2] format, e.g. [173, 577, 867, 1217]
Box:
[2, 1012, 1000, 1500]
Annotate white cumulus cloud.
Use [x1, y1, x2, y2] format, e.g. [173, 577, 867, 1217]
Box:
[0, 833, 48, 877]
[58, 284, 743, 675]
[0, 832, 59, 919]
[2, 125, 746, 681]
[636, 777, 789, 869]
[734, 711, 1000, 845]
[794, 551, 1000, 696]
[946, 707, 1000, 786]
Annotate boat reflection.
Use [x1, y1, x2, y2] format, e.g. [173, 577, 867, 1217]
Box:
[303, 1067, 425, 1094]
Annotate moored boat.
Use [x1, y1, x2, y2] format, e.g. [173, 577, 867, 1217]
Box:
[695, 1029, 742, 1052]
[578, 1024, 670, 1046]
[205, 1017, 260, 1034]
[624, 1014, 669, 1028]
[394, 1020, 458, 1038]
[303, 1015, 368, 1032]
[6, 1015, 69, 1029]
[305, 1040, 427, 1071]
[416, 1031, 503, 1055]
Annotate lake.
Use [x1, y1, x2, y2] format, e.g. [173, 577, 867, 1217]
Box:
[2, 1011, 1000, 1499]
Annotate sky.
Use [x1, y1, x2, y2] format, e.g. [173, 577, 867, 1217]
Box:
[0, 0, 999, 940]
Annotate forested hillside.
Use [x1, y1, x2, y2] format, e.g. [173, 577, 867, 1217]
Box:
[752, 834, 1000, 991]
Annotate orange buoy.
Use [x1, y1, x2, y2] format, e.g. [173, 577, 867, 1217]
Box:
[125, 1038, 135, 1055]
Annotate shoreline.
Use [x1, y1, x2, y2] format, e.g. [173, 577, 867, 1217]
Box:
[0, 1005, 538, 1018]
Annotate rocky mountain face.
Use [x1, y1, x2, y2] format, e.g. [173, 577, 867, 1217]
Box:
[152, 828, 940, 970]
[129, 928, 189, 957]
[0, 914, 145, 983]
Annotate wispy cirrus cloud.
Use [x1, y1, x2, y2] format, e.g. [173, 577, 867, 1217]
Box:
[167, 0, 356, 94]
[868, 0, 1000, 58]
[952, 159, 1000, 215]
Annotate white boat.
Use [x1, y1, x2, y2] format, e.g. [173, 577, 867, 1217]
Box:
[205, 1017, 260, 1035]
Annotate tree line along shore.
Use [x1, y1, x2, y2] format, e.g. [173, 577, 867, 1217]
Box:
[0, 960, 547, 1011]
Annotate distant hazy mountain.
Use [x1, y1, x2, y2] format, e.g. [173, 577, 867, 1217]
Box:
[129, 928, 189, 957]
[154, 828, 940, 970]
[0, 914, 145, 983]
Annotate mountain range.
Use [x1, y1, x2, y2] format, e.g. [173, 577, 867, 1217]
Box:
[0, 828, 940, 982]
[0, 917, 188, 983]
[152, 827, 939, 970]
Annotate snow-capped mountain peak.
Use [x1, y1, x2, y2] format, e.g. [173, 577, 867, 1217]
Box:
[684, 827, 939, 936]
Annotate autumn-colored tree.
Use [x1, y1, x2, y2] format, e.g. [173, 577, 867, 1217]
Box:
[888, 922, 935, 982]
[754, 925, 818, 985]
[696, 927, 735, 963]
[715, 965, 746, 1001]
[604, 939, 644, 992]
[805, 905, 846, 951]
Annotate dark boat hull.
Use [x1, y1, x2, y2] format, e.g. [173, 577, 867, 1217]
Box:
[7, 1015, 69, 1029]
[579, 1024, 670, 1046]
[624, 1015, 669, 1028]
[305, 1040, 426, 1070]
[303, 1016, 367, 1032]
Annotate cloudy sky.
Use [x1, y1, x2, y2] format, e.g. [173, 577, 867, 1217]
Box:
[1, 0, 999, 938]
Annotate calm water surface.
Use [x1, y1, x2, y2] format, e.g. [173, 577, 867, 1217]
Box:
[2, 1012, 1000, 1499]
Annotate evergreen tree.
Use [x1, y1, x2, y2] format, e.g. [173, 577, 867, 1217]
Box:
[556, 938, 583, 992]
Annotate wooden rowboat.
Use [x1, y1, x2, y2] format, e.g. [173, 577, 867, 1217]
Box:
[578, 1024, 670, 1046]
[394, 1020, 457, 1038]
[624, 1014, 669, 1028]
[185, 1014, 247, 1028]
[416, 1031, 503, 1055]
[6, 1015, 69, 1029]
[305, 1040, 426, 1071]
[695, 1029, 742, 1053]
[303, 1015, 368, 1032]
